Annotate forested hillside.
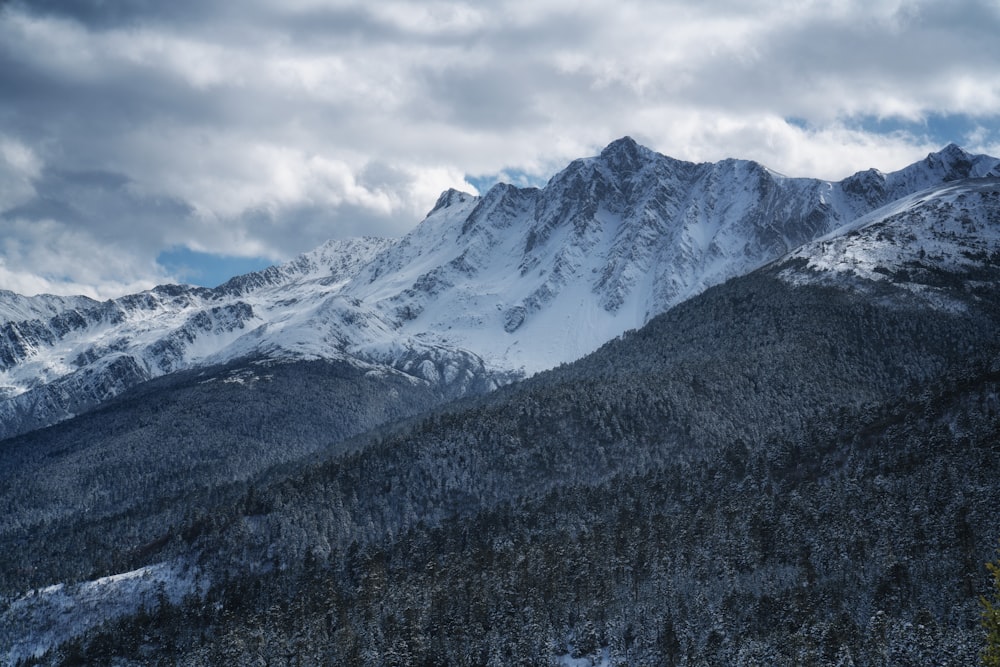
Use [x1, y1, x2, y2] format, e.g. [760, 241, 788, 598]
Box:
[7, 254, 1000, 664]
[3, 147, 1000, 664]
[0, 358, 481, 597]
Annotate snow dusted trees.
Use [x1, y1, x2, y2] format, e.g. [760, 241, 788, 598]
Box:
[10, 271, 1000, 664]
[983, 545, 1000, 667]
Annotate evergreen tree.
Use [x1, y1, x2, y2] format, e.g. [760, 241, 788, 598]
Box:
[983, 545, 1000, 667]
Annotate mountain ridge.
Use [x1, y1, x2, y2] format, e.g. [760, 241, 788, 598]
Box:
[3, 138, 1000, 663]
[1, 140, 998, 441]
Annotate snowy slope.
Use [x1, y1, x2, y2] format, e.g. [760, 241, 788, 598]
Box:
[0, 237, 489, 440]
[0, 291, 100, 324]
[777, 177, 1000, 308]
[343, 139, 1000, 372]
[0, 237, 389, 392]
[1, 561, 200, 665]
[1, 140, 998, 440]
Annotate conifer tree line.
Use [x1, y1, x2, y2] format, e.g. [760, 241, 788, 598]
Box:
[3, 269, 1000, 665]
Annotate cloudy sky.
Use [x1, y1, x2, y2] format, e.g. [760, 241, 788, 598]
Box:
[2, 0, 999, 297]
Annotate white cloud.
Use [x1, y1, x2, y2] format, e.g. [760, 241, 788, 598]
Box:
[1, 0, 999, 297]
[0, 11, 100, 81]
[0, 136, 41, 207]
[366, 1, 487, 36]
[0, 217, 167, 298]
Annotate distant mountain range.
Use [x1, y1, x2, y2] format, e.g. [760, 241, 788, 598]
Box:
[2, 138, 998, 442]
[3, 139, 1000, 665]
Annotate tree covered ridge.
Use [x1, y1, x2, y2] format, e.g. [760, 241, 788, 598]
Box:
[6, 266, 1000, 664]
[27, 349, 1000, 665]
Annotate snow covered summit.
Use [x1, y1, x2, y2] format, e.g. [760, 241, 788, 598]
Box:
[1, 139, 998, 440]
[343, 138, 999, 371]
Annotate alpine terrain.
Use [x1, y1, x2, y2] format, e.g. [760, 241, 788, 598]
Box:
[2, 139, 1000, 665]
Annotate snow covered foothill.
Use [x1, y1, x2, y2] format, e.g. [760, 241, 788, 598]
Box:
[777, 178, 1000, 309]
[0, 561, 201, 665]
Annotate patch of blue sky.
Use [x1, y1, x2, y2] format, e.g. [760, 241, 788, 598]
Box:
[855, 112, 997, 146]
[788, 113, 999, 149]
[157, 247, 275, 288]
[784, 117, 810, 131]
[465, 168, 549, 196]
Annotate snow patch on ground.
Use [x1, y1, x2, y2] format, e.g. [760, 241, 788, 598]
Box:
[554, 648, 613, 667]
[0, 561, 202, 664]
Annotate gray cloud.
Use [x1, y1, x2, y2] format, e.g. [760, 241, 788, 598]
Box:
[1, 0, 999, 296]
[9, 0, 239, 30]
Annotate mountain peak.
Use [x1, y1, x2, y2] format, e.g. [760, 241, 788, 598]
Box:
[938, 142, 967, 155]
[929, 142, 971, 163]
[919, 142, 993, 182]
[599, 136, 650, 172]
[601, 135, 640, 155]
[6, 139, 1000, 442]
[429, 188, 475, 215]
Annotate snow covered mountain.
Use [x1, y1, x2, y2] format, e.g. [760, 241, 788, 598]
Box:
[1, 139, 998, 441]
[0, 237, 496, 441]
[344, 138, 999, 372]
[778, 176, 1000, 305]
